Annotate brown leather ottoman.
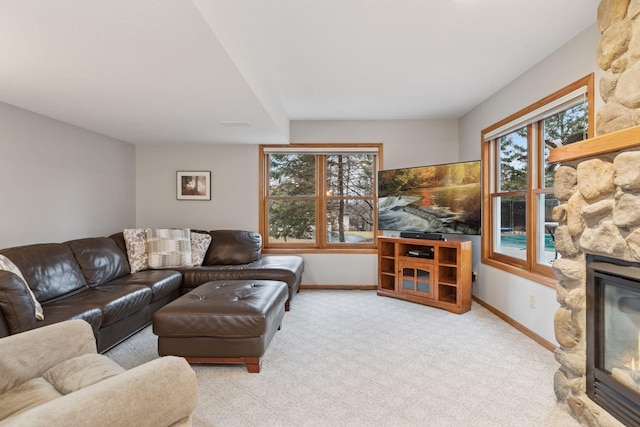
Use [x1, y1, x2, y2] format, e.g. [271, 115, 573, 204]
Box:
[152, 280, 287, 373]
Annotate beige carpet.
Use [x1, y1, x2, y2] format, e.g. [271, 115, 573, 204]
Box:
[106, 289, 580, 427]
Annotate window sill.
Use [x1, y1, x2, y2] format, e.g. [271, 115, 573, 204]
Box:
[481, 257, 559, 288]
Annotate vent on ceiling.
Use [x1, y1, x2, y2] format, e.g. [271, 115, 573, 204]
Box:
[220, 121, 251, 127]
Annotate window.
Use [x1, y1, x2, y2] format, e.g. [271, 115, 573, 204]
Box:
[481, 75, 594, 285]
[259, 144, 382, 252]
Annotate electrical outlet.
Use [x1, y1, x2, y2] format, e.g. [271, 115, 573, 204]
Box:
[529, 294, 536, 309]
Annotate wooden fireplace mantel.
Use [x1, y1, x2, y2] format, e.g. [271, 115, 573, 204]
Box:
[549, 124, 640, 164]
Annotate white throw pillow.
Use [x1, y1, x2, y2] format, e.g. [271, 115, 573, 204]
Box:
[0, 254, 44, 320]
[190, 232, 212, 266]
[123, 228, 149, 273]
[146, 228, 193, 269]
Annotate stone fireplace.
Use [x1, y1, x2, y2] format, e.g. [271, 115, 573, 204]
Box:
[552, 134, 640, 426]
[551, 2, 640, 425]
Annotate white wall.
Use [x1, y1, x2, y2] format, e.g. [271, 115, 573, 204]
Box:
[458, 24, 601, 344]
[459, 24, 603, 160]
[0, 102, 135, 247]
[135, 144, 259, 230]
[291, 119, 460, 286]
[292, 119, 461, 170]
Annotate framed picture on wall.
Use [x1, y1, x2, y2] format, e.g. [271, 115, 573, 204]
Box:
[176, 171, 211, 200]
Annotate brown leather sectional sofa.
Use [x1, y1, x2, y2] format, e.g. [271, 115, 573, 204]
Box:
[0, 230, 304, 352]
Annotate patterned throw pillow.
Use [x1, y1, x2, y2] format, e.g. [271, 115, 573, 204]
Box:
[123, 228, 149, 274]
[146, 228, 193, 269]
[190, 232, 212, 266]
[0, 254, 44, 320]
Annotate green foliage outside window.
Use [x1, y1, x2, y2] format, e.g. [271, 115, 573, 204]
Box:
[267, 152, 376, 245]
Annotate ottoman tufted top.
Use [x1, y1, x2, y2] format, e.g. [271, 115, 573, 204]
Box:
[153, 280, 287, 338]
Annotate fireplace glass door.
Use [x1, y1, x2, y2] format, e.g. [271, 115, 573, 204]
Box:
[603, 281, 640, 392]
[587, 255, 640, 426]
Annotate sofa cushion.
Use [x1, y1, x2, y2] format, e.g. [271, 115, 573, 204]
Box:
[146, 228, 192, 269]
[179, 255, 304, 292]
[38, 304, 102, 334]
[204, 230, 262, 265]
[38, 285, 151, 328]
[0, 244, 87, 303]
[0, 377, 61, 421]
[66, 238, 130, 286]
[123, 228, 149, 274]
[0, 255, 43, 321]
[107, 270, 182, 302]
[42, 353, 124, 394]
[0, 354, 124, 421]
[190, 232, 212, 266]
[0, 271, 38, 334]
[82, 285, 151, 327]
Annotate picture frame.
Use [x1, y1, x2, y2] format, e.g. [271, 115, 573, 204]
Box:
[176, 171, 211, 200]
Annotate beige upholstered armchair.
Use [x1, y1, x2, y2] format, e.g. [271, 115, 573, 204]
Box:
[0, 319, 197, 427]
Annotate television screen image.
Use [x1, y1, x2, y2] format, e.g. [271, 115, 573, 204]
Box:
[377, 160, 481, 235]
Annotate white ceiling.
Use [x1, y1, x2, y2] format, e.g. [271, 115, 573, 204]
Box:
[0, 0, 599, 145]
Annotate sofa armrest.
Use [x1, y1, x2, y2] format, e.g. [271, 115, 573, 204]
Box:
[0, 270, 37, 335]
[0, 319, 96, 394]
[2, 356, 198, 427]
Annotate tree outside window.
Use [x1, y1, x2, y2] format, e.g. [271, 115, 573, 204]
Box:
[326, 154, 374, 244]
[268, 153, 316, 243]
[260, 144, 381, 251]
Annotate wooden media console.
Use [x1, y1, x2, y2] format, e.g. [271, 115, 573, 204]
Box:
[377, 236, 472, 314]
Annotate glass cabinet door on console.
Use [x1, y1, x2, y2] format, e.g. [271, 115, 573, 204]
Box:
[377, 236, 472, 314]
[398, 260, 434, 299]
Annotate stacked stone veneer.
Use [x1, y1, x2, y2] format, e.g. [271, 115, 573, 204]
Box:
[552, 2, 640, 425]
[553, 152, 640, 426]
[597, 0, 640, 135]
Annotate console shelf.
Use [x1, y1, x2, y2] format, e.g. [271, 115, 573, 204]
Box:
[377, 236, 472, 314]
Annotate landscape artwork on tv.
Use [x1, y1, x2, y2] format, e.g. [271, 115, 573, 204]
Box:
[377, 160, 481, 235]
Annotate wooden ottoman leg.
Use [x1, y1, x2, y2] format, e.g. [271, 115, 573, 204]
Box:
[245, 357, 262, 373]
[184, 356, 262, 373]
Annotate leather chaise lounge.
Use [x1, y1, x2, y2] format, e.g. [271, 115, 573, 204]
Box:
[0, 229, 304, 352]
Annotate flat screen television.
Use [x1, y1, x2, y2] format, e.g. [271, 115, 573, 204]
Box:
[377, 160, 481, 235]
